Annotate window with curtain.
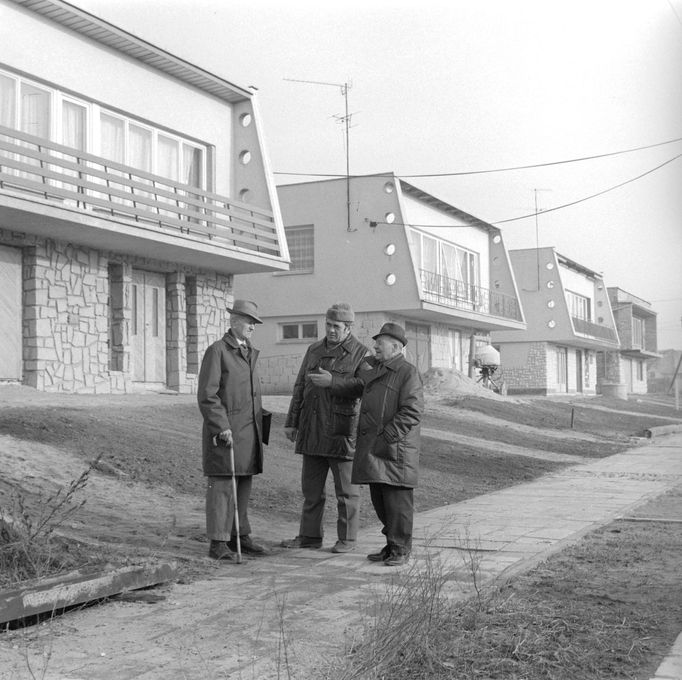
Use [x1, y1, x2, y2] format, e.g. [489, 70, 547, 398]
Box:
[411, 229, 480, 302]
[0, 74, 16, 128]
[566, 290, 591, 321]
[20, 83, 50, 138]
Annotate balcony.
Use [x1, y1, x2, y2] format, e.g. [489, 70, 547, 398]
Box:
[420, 269, 522, 322]
[0, 125, 286, 273]
[571, 317, 618, 342]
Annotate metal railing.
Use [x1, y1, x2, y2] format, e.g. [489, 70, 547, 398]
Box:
[419, 269, 522, 321]
[571, 316, 618, 342]
[0, 125, 281, 257]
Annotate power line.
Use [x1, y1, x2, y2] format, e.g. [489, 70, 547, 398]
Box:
[273, 136, 682, 179]
[492, 153, 682, 225]
[368, 153, 682, 228]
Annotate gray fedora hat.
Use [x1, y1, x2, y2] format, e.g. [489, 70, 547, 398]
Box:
[372, 322, 407, 346]
[227, 299, 263, 324]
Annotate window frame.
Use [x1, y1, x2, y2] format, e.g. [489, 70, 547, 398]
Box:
[277, 224, 314, 275]
[0, 67, 208, 190]
[278, 320, 319, 343]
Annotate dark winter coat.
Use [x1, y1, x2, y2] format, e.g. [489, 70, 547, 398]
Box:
[285, 334, 370, 460]
[197, 331, 264, 477]
[351, 354, 424, 488]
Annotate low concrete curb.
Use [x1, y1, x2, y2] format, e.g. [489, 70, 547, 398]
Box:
[644, 423, 682, 438]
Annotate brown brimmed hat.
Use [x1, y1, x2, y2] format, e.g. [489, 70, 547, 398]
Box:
[326, 302, 355, 323]
[372, 322, 407, 346]
[227, 299, 263, 324]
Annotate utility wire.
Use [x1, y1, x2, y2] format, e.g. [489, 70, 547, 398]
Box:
[492, 153, 682, 225]
[367, 153, 682, 228]
[273, 136, 682, 178]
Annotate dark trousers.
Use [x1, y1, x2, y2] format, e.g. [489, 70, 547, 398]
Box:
[369, 483, 413, 554]
[299, 454, 360, 541]
[206, 475, 253, 541]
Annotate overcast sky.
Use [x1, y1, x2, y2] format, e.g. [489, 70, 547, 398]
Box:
[71, 0, 682, 350]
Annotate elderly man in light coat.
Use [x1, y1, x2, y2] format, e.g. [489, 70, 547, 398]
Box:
[352, 322, 424, 567]
[197, 299, 267, 561]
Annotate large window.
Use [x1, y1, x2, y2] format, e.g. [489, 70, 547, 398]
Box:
[566, 290, 591, 321]
[0, 68, 207, 189]
[632, 317, 644, 349]
[410, 229, 480, 302]
[284, 225, 314, 273]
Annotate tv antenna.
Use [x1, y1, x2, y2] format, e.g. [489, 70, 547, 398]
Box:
[284, 77, 354, 231]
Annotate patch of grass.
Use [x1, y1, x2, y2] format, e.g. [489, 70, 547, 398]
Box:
[0, 461, 98, 589]
[329, 517, 682, 680]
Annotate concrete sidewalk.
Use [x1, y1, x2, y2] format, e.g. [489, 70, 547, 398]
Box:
[2, 434, 681, 680]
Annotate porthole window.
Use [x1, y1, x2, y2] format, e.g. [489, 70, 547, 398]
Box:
[384, 182, 395, 194]
[385, 273, 397, 286]
[239, 113, 252, 127]
[239, 150, 252, 165]
[385, 212, 396, 224]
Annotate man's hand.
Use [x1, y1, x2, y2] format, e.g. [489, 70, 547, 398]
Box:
[284, 427, 297, 442]
[218, 429, 233, 445]
[308, 368, 332, 388]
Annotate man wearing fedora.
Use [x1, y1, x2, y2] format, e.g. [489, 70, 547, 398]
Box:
[281, 302, 371, 553]
[352, 322, 424, 567]
[197, 299, 268, 561]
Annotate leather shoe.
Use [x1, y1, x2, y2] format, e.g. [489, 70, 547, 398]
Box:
[280, 536, 322, 549]
[208, 540, 235, 561]
[331, 540, 356, 554]
[366, 545, 391, 562]
[384, 551, 410, 567]
[228, 535, 266, 555]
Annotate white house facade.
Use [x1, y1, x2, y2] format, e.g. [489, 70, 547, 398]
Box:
[606, 287, 659, 394]
[492, 248, 620, 396]
[0, 0, 288, 393]
[236, 174, 526, 394]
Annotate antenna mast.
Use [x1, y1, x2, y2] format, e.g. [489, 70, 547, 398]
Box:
[284, 77, 353, 231]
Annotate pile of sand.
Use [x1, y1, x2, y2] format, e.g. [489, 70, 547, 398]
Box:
[421, 367, 505, 400]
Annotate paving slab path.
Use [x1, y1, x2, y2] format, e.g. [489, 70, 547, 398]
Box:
[1, 434, 681, 680]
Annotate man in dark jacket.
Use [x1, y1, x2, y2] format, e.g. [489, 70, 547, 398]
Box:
[281, 303, 370, 553]
[352, 322, 424, 567]
[197, 299, 267, 561]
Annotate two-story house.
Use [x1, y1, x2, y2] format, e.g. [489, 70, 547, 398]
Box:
[606, 287, 660, 394]
[0, 0, 288, 393]
[491, 247, 620, 396]
[236, 174, 525, 393]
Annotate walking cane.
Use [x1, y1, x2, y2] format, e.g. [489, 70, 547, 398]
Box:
[228, 443, 242, 564]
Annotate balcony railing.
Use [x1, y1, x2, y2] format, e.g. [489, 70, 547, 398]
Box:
[0, 125, 281, 257]
[571, 317, 618, 342]
[420, 269, 522, 321]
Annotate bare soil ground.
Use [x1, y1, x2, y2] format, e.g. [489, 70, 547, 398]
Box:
[0, 383, 681, 678]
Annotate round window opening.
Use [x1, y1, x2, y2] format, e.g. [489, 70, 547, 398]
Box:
[385, 273, 397, 286]
[239, 150, 252, 165]
[239, 188, 252, 203]
[385, 212, 396, 224]
[239, 113, 253, 127]
[384, 182, 395, 194]
[384, 243, 396, 256]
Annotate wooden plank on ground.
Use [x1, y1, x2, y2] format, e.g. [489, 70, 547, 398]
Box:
[0, 561, 177, 625]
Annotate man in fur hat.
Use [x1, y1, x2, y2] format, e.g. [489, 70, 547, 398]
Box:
[281, 303, 371, 553]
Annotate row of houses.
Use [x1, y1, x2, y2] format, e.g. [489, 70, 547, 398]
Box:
[0, 0, 662, 397]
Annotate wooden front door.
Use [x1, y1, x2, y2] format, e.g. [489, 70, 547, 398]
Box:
[0, 245, 22, 380]
[131, 270, 166, 384]
[575, 349, 583, 392]
[405, 322, 431, 374]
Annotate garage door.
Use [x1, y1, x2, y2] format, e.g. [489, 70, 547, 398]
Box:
[0, 245, 22, 380]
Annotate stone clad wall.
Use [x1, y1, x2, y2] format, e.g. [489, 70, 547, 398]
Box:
[2, 228, 235, 394]
[23, 240, 111, 393]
